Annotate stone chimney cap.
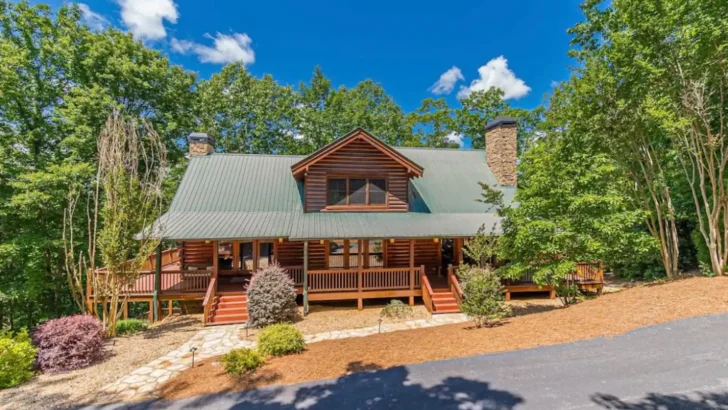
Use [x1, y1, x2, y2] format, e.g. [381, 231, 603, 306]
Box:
[187, 132, 215, 145]
[486, 117, 517, 131]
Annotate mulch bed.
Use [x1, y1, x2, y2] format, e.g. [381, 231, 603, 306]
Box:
[159, 277, 728, 401]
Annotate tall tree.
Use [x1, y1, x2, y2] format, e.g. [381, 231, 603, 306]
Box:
[566, 0, 728, 276]
[196, 63, 299, 154]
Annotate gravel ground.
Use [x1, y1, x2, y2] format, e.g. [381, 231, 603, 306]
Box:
[0, 315, 203, 410]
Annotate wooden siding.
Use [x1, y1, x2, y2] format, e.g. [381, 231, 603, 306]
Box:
[180, 241, 214, 268]
[308, 241, 327, 270]
[386, 240, 411, 268]
[305, 139, 410, 212]
[415, 240, 441, 276]
[277, 241, 303, 267]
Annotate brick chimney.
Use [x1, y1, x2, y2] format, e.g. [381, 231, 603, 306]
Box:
[188, 132, 215, 156]
[485, 117, 517, 186]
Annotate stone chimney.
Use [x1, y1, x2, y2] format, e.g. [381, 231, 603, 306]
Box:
[485, 117, 517, 186]
[188, 132, 215, 156]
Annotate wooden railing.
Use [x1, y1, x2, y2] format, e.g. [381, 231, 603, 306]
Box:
[141, 248, 180, 270]
[362, 268, 411, 290]
[572, 262, 604, 283]
[202, 278, 217, 325]
[306, 267, 420, 293]
[420, 265, 434, 313]
[283, 266, 304, 287]
[308, 269, 359, 292]
[116, 270, 212, 295]
[447, 265, 463, 305]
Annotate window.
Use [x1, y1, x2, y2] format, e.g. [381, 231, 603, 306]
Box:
[326, 177, 388, 207]
[327, 179, 347, 206]
[218, 242, 233, 270]
[240, 241, 253, 272]
[368, 240, 384, 267]
[329, 240, 345, 268]
[348, 179, 366, 204]
[258, 242, 274, 269]
[349, 241, 360, 267]
[369, 179, 386, 205]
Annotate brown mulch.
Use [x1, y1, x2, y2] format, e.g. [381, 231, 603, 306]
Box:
[160, 277, 728, 401]
[0, 315, 203, 410]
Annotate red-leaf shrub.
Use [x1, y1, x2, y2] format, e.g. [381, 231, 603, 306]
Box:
[32, 314, 105, 374]
[247, 264, 297, 328]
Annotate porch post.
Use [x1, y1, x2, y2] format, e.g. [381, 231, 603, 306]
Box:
[153, 243, 162, 322]
[212, 241, 219, 279]
[357, 239, 363, 310]
[303, 241, 309, 315]
[409, 240, 415, 306]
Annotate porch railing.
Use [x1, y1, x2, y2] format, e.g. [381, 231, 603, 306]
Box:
[282, 266, 304, 287]
[306, 267, 421, 293]
[503, 262, 604, 286]
[119, 270, 213, 295]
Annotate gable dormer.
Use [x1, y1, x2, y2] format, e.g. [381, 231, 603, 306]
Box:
[291, 128, 424, 213]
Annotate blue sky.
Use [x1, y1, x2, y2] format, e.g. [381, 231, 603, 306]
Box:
[51, 0, 584, 113]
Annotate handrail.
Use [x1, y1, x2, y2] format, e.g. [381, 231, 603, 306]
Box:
[447, 265, 463, 305]
[202, 277, 217, 325]
[420, 265, 435, 313]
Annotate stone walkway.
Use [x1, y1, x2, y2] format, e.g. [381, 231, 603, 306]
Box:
[95, 313, 468, 404]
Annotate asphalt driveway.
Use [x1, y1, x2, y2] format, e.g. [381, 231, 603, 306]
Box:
[83, 313, 728, 410]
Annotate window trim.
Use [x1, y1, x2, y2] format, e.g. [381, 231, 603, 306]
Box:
[325, 175, 389, 210]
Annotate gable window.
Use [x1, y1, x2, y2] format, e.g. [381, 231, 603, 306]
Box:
[326, 177, 388, 207]
[327, 179, 347, 206]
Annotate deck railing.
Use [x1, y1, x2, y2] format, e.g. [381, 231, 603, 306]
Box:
[503, 262, 604, 286]
[420, 265, 434, 313]
[119, 270, 213, 295]
[306, 267, 421, 293]
[283, 266, 304, 287]
[447, 265, 463, 305]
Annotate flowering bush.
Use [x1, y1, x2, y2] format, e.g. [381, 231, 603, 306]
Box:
[32, 314, 105, 374]
[0, 329, 37, 388]
[246, 264, 297, 328]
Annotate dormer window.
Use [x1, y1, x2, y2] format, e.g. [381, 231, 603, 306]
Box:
[326, 177, 388, 209]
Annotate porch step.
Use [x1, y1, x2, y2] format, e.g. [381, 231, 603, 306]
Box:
[207, 294, 249, 325]
[431, 291, 461, 314]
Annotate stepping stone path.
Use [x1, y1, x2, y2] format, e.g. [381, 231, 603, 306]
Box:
[95, 313, 469, 404]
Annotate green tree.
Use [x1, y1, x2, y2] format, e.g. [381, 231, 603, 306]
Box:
[457, 266, 510, 328]
[0, 1, 195, 329]
[197, 63, 299, 154]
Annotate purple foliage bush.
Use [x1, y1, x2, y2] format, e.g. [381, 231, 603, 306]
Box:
[32, 314, 105, 374]
[246, 264, 297, 328]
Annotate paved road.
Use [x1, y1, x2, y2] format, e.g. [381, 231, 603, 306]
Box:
[85, 313, 728, 410]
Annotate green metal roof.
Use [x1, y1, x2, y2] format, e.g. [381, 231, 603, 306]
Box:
[156, 147, 513, 240]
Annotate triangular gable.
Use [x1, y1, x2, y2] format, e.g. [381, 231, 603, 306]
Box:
[291, 128, 424, 178]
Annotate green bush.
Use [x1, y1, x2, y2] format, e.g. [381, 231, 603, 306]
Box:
[115, 319, 149, 336]
[457, 266, 510, 328]
[380, 299, 413, 319]
[257, 324, 305, 357]
[0, 329, 37, 388]
[220, 348, 265, 376]
[691, 229, 711, 268]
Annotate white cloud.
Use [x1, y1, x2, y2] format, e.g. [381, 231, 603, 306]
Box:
[171, 33, 255, 65]
[429, 66, 464, 95]
[284, 129, 304, 141]
[118, 0, 178, 41]
[78, 4, 108, 30]
[457, 56, 530, 100]
[445, 132, 464, 147]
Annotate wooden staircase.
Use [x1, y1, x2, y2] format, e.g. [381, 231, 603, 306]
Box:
[207, 294, 249, 325]
[431, 288, 461, 314]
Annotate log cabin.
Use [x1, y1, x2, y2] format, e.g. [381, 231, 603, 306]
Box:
[87, 117, 604, 325]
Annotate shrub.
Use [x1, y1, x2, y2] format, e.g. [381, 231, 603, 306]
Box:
[246, 264, 297, 328]
[0, 329, 37, 388]
[32, 314, 105, 374]
[458, 266, 510, 328]
[257, 324, 305, 357]
[220, 348, 265, 376]
[380, 299, 413, 319]
[115, 319, 149, 336]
